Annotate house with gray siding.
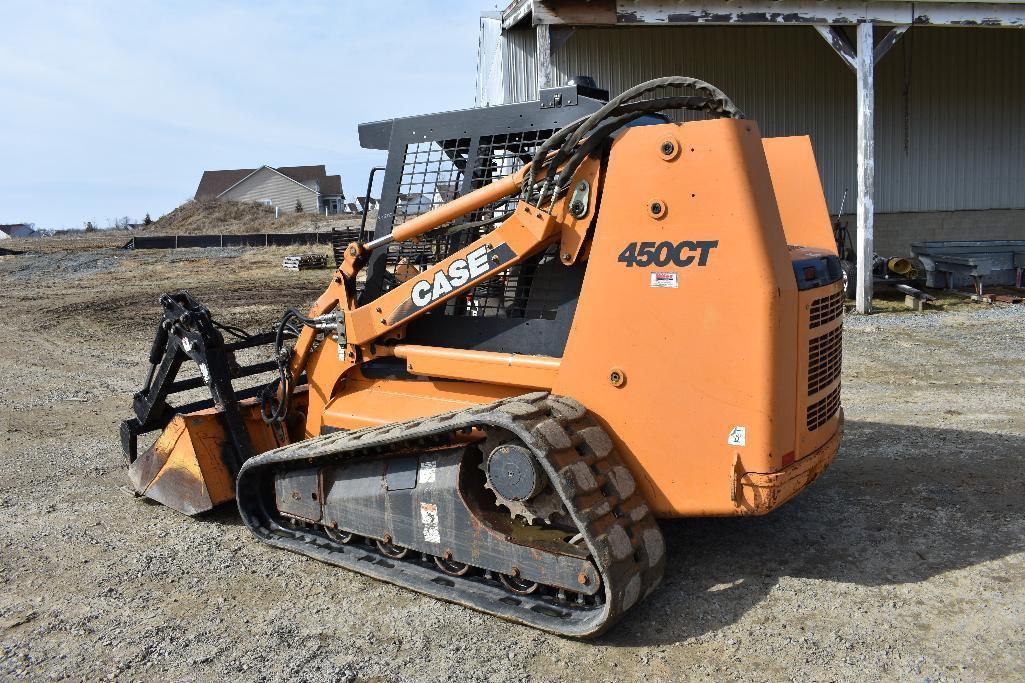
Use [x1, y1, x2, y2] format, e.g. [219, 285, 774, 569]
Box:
[194, 164, 344, 214]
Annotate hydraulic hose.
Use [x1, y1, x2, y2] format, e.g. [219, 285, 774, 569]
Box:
[523, 77, 744, 208]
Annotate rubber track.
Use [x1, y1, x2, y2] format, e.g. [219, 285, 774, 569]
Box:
[236, 392, 666, 638]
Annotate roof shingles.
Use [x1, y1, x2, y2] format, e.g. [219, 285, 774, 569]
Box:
[194, 165, 342, 199]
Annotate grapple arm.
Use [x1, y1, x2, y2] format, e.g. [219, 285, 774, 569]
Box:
[120, 292, 277, 474]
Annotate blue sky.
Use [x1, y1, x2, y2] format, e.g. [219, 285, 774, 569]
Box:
[0, 1, 496, 229]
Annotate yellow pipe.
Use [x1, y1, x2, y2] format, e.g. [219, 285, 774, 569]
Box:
[887, 257, 914, 276]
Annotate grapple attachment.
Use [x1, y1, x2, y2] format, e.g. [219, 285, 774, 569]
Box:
[122, 292, 294, 515]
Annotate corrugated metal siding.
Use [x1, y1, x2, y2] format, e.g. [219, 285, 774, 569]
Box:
[220, 167, 320, 214]
[503, 27, 538, 105]
[500, 26, 1025, 213]
[874, 28, 1025, 213]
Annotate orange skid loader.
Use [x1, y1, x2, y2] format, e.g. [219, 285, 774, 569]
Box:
[122, 77, 843, 637]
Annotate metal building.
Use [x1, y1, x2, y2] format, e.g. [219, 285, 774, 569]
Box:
[477, 1, 1025, 311]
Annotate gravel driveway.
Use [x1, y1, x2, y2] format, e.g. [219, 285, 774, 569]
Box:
[1, 247, 1023, 681]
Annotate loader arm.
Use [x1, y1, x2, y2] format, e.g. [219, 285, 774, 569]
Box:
[345, 196, 589, 344]
[349, 164, 599, 331]
[277, 156, 602, 399]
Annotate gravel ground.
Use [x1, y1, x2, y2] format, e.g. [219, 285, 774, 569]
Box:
[1, 247, 1023, 682]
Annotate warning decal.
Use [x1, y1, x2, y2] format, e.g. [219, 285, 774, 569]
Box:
[419, 457, 437, 484]
[420, 502, 440, 543]
[650, 272, 679, 288]
[727, 426, 747, 447]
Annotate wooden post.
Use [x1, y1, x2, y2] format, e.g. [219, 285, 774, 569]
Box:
[536, 23, 552, 94]
[855, 21, 875, 314]
[813, 25, 856, 71]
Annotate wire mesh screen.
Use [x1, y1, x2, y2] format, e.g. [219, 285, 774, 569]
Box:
[470, 131, 551, 198]
[379, 129, 559, 319]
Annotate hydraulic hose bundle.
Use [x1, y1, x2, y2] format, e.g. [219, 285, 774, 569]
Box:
[522, 76, 744, 211]
[260, 307, 342, 424]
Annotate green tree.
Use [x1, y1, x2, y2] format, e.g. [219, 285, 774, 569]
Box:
[143, 213, 152, 226]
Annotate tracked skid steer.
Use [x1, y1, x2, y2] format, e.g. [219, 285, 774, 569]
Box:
[122, 77, 845, 637]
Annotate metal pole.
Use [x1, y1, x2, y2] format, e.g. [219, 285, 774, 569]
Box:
[855, 21, 875, 314]
[360, 166, 386, 241]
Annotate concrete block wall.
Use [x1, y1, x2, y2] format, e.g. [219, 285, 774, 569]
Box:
[836, 208, 1025, 258]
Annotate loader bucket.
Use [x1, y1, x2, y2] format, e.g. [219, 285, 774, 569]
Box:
[127, 392, 303, 516]
[128, 412, 236, 516]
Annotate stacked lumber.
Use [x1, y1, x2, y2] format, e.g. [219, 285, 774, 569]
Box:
[282, 254, 328, 271]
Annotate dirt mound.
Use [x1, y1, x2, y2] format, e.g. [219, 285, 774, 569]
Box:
[142, 199, 364, 235]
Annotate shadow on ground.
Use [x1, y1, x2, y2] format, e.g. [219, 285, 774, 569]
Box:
[603, 419, 1025, 646]
[200, 505, 247, 527]
[126, 419, 1022, 645]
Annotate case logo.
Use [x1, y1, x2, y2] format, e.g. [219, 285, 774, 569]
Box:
[411, 245, 493, 308]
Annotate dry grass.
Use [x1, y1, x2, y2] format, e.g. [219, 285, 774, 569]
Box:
[3, 234, 130, 253]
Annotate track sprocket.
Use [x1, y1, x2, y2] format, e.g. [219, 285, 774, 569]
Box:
[481, 430, 568, 525]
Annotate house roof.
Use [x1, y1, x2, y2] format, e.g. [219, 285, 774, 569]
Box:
[276, 165, 327, 184]
[194, 169, 254, 199]
[436, 182, 460, 202]
[0, 224, 35, 237]
[195, 165, 340, 200]
[217, 166, 320, 197]
[320, 174, 342, 196]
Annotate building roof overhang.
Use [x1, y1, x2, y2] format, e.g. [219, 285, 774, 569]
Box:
[501, 0, 1025, 29]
